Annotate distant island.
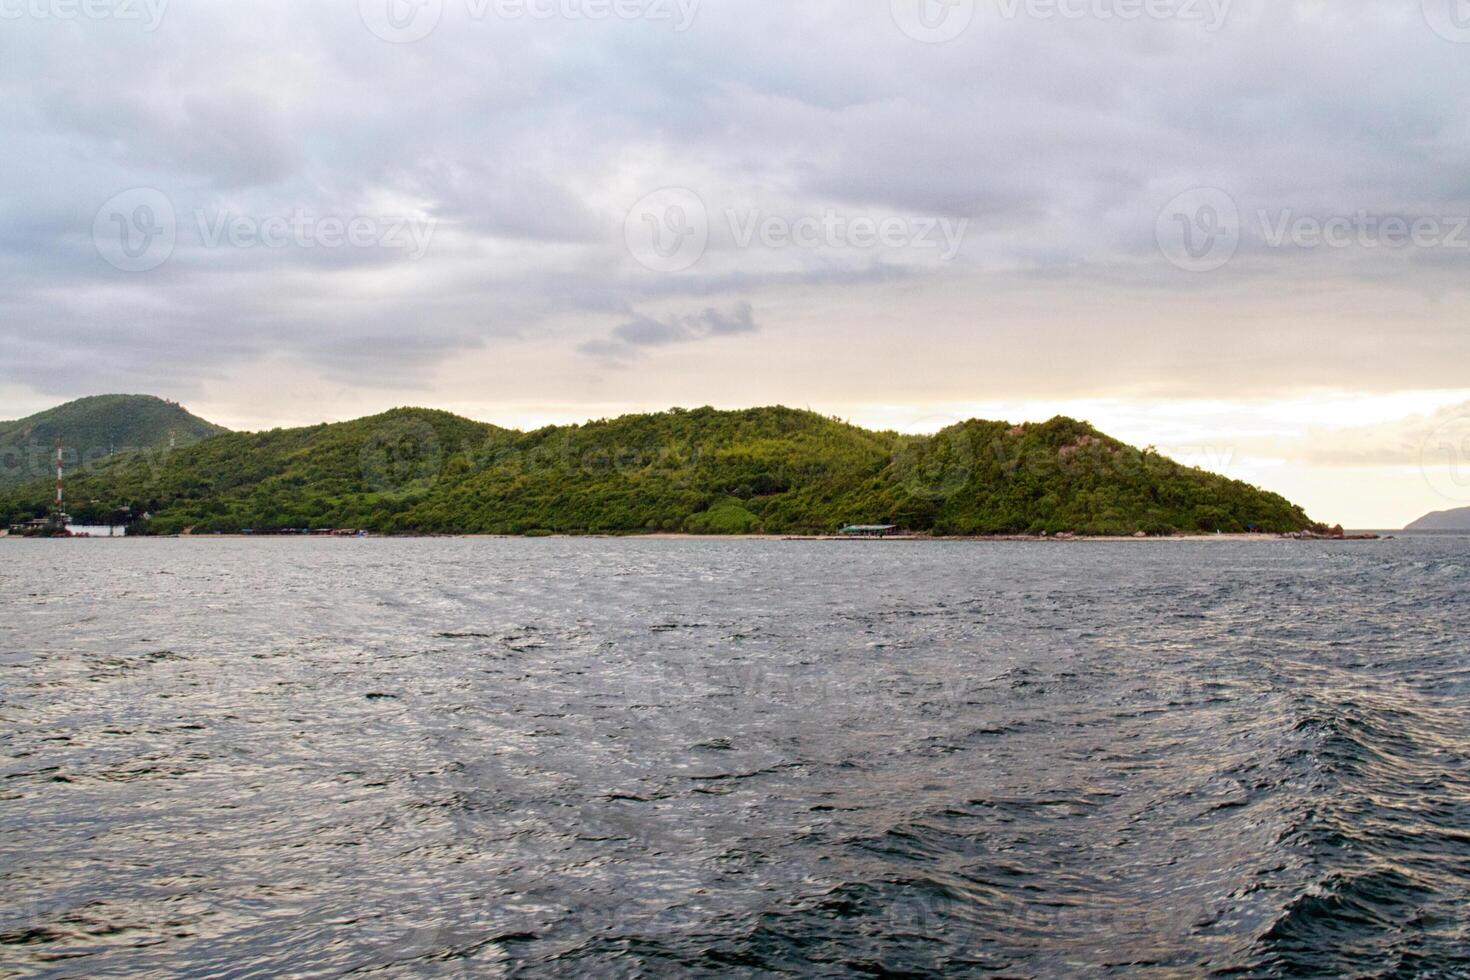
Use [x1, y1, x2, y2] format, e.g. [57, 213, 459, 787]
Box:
[1405, 507, 1470, 531]
[0, 395, 1320, 538]
[0, 394, 225, 489]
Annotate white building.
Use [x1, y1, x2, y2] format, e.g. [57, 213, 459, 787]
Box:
[65, 525, 127, 537]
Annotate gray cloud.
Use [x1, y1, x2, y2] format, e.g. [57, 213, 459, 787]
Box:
[581, 301, 757, 362]
[1, 0, 1468, 405]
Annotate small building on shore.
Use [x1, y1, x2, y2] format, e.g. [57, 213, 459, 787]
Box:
[66, 524, 127, 537]
[8, 518, 57, 535]
[840, 524, 899, 538]
[8, 511, 74, 536]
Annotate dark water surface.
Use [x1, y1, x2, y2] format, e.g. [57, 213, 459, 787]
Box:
[2, 536, 1468, 977]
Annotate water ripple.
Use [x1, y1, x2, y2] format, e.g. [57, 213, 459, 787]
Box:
[2, 535, 1468, 976]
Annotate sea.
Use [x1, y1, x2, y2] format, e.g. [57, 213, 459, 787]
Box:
[2, 535, 1467, 977]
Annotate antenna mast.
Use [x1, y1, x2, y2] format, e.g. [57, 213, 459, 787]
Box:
[54, 436, 63, 510]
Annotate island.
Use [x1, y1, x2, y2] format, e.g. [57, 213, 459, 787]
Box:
[0, 397, 1321, 538]
[1405, 507, 1470, 531]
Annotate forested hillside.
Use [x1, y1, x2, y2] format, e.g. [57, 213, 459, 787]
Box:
[0, 405, 1314, 536]
[0, 395, 227, 488]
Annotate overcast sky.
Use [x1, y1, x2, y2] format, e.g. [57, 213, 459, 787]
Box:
[3, 0, 1469, 526]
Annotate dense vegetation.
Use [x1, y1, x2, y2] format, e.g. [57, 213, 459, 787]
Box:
[0, 395, 227, 488]
[0, 404, 1315, 535]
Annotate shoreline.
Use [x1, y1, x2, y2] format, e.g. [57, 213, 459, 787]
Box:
[3, 531, 1389, 543]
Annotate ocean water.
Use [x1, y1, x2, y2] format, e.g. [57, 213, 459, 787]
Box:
[2, 536, 1468, 977]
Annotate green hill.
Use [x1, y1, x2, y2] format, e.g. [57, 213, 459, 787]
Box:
[0, 395, 227, 488]
[0, 404, 1315, 536]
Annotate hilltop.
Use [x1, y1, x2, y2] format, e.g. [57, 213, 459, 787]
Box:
[1405, 506, 1470, 531]
[0, 404, 1315, 536]
[0, 395, 227, 488]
